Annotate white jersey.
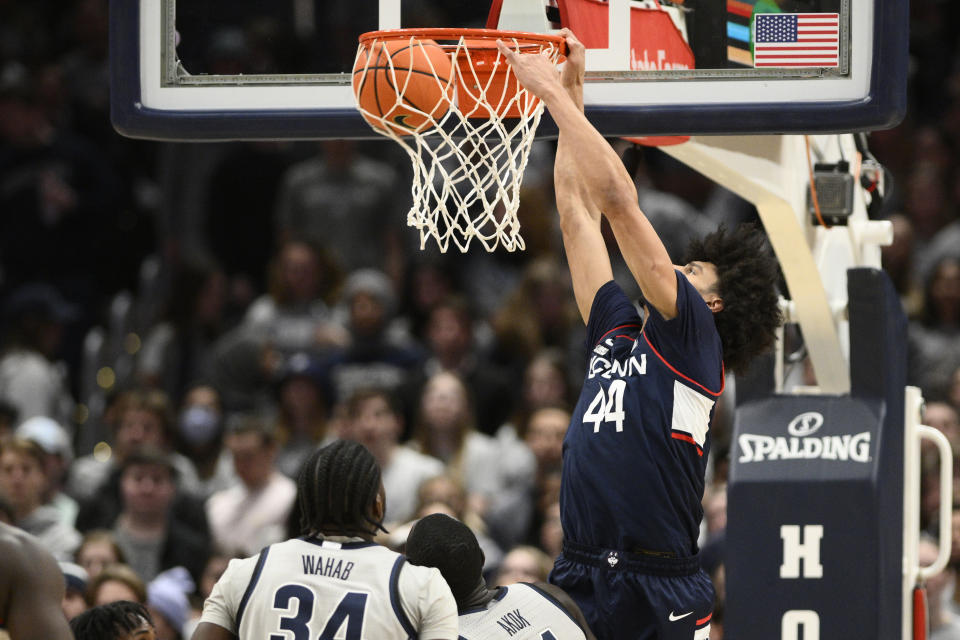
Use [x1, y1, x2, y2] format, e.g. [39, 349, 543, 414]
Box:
[200, 535, 458, 640]
[458, 583, 588, 640]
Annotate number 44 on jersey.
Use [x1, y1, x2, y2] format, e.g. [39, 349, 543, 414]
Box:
[583, 380, 628, 433]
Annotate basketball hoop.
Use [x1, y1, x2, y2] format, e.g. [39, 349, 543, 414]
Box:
[353, 28, 565, 253]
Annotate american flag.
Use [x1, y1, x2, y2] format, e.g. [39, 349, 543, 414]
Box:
[753, 13, 840, 68]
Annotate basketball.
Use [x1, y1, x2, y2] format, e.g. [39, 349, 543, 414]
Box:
[353, 39, 454, 136]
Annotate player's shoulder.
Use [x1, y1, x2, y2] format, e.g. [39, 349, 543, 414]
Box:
[396, 555, 447, 589]
[225, 551, 263, 571]
[346, 540, 409, 567]
[523, 582, 593, 638]
[213, 540, 316, 599]
[646, 272, 721, 348]
[0, 523, 43, 564]
[0, 522, 63, 593]
[215, 550, 265, 591]
[587, 281, 642, 344]
[523, 581, 567, 602]
[590, 280, 632, 314]
[280, 536, 407, 571]
[673, 271, 716, 322]
[523, 582, 582, 618]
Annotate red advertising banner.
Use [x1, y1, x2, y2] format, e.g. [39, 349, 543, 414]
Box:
[556, 0, 695, 71]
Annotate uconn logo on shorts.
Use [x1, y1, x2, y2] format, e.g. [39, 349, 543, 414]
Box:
[737, 411, 872, 464]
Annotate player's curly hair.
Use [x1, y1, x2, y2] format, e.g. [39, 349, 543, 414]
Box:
[683, 223, 781, 376]
[298, 440, 387, 537]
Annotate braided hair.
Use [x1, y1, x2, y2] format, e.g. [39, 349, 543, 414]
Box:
[297, 440, 387, 537]
[70, 601, 154, 640]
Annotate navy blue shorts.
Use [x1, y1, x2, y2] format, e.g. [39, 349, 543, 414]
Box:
[549, 541, 714, 640]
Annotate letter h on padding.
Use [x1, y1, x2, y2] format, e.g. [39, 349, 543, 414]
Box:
[780, 525, 824, 579]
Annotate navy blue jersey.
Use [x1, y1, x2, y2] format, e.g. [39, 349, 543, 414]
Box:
[560, 275, 723, 556]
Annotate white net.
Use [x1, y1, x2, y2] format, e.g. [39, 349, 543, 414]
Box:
[353, 30, 563, 253]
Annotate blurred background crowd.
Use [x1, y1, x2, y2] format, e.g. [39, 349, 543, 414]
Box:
[2, 1, 960, 639]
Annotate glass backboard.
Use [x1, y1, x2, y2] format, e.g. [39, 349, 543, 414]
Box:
[110, 0, 907, 140]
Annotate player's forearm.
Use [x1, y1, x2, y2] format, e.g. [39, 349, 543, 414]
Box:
[541, 86, 637, 217]
[555, 133, 603, 272]
[562, 75, 584, 112]
[554, 54, 593, 222]
[555, 133, 599, 222]
[555, 130, 614, 323]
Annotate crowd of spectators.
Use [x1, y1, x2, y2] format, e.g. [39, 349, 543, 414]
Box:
[2, 1, 960, 639]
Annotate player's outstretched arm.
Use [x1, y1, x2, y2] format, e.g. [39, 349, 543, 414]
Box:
[553, 30, 613, 324]
[1, 525, 74, 640]
[533, 582, 598, 640]
[497, 40, 679, 319]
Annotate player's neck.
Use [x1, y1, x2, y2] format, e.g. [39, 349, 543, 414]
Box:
[457, 580, 498, 612]
[312, 528, 376, 542]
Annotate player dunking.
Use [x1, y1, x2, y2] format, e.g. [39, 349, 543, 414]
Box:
[193, 440, 458, 640]
[406, 513, 597, 640]
[498, 32, 781, 640]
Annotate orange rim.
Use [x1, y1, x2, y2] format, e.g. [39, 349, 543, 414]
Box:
[358, 28, 566, 54]
[356, 28, 565, 121]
